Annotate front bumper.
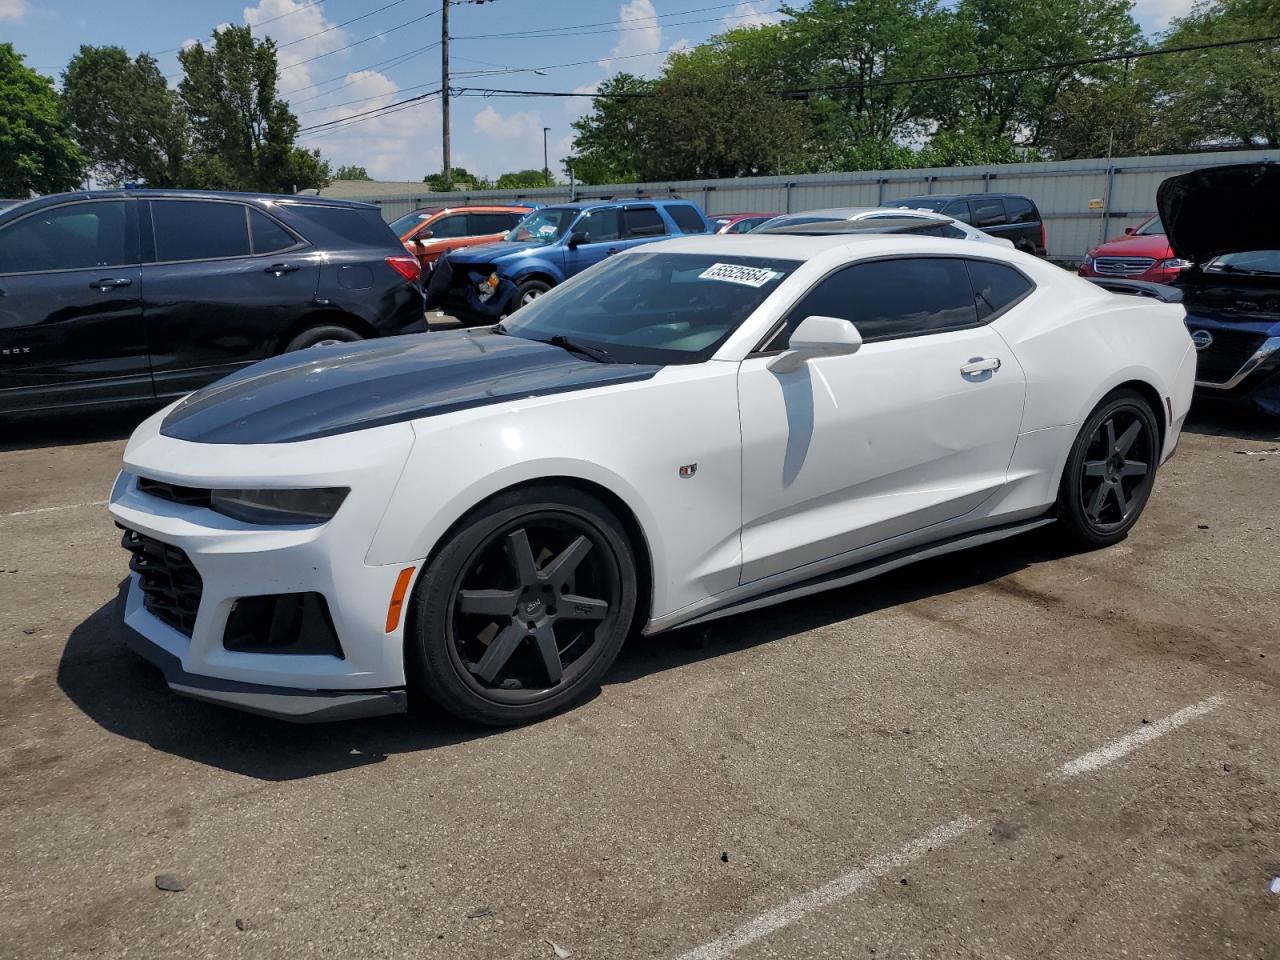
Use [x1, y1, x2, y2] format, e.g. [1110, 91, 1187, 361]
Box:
[107, 406, 423, 721]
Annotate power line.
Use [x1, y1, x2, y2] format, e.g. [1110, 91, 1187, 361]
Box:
[282, 9, 442, 71]
[299, 92, 442, 138]
[298, 87, 442, 131]
[450, 43, 695, 79]
[454, 3, 773, 41]
[451, 32, 1280, 101]
[296, 78, 441, 114]
[277, 0, 410, 49]
[153, 0, 329, 55]
[282, 42, 441, 101]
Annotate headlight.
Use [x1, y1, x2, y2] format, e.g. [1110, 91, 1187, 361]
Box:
[1082, 255, 1094, 270]
[210, 487, 349, 525]
[475, 272, 500, 303]
[1159, 258, 1193, 270]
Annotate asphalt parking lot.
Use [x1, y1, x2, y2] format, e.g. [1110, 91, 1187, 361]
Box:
[1, 400, 1278, 959]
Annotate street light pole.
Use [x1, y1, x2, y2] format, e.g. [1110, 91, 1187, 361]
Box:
[543, 127, 551, 186]
[441, 0, 451, 183]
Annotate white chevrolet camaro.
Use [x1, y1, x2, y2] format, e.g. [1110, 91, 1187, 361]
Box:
[109, 230, 1196, 725]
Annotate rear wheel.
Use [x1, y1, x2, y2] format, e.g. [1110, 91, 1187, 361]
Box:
[1056, 389, 1160, 547]
[283, 323, 362, 352]
[407, 485, 637, 726]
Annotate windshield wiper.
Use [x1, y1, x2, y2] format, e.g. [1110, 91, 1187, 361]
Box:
[542, 335, 611, 363]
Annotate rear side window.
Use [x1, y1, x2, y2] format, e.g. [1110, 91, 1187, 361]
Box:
[287, 205, 396, 246]
[1005, 197, 1038, 224]
[666, 204, 708, 234]
[249, 208, 299, 255]
[0, 200, 128, 273]
[971, 199, 1007, 228]
[772, 257, 978, 348]
[942, 200, 972, 223]
[576, 207, 622, 242]
[966, 260, 1034, 319]
[624, 206, 666, 238]
[468, 212, 516, 234]
[152, 200, 251, 262]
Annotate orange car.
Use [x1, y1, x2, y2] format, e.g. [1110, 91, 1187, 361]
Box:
[389, 204, 534, 269]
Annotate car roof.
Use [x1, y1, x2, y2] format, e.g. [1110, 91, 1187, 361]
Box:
[545, 197, 698, 211]
[765, 206, 949, 221]
[889, 193, 1032, 202]
[12, 189, 380, 211]
[631, 231, 994, 261]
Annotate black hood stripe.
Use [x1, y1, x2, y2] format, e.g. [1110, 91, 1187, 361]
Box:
[160, 328, 660, 444]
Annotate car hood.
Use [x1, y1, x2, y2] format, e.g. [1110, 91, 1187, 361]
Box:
[1157, 162, 1280, 262]
[160, 329, 660, 444]
[446, 240, 554, 263]
[1089, 233, 1172, 258]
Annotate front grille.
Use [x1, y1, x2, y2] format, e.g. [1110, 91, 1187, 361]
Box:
[1191, 328, 1270, 384]
[1093, 256, 1156, 277]
[119, 527, 204, 636]
[136, 476, 212, 508]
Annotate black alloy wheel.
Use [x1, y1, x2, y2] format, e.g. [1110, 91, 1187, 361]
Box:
[408, 486, 636, 726]
[1058, 389, 1160, 546]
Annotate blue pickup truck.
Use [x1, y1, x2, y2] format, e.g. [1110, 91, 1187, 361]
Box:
[424, 197, 712, 323]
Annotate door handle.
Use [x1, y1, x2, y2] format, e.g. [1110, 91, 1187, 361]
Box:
[960, 357, 1001, 375]
[91, 278, 132, 290]
[606, 247, 620, 256]
[264, 263, 300, 276]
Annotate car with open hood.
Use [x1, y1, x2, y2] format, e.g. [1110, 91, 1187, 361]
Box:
[423, 198, 712, 323]
[109, 229, 1193, 726]
[1157, 162, 1280, 415]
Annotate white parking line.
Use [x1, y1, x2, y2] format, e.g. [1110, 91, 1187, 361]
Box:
[1, 500, 107, 520]
[1054, 694, 1225, 780]
[675, 818, 978, 960]
[674, 694, 1226, 960]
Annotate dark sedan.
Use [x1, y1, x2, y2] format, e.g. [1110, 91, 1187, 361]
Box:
[0, 190, 425, 416]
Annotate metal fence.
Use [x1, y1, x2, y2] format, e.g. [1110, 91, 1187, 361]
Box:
[345, 149, 1279, 261]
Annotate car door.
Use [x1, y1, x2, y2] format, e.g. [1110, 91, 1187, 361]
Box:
[142, 198, 319, 398]
[737, 255, 1028, 584]
[971, 197, 1013, 242]
[0, 197, 149, 413]
[563, 207, 623, 276]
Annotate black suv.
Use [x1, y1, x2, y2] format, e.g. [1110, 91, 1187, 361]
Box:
[882, 193, 1046, 255]
[0, 190, 425, 416]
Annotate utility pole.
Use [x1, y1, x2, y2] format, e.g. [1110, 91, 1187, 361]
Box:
[441, 0, 451, 183]
[543, 127, 551, 186]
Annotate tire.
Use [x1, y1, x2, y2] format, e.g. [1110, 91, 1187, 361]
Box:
[407, 484, 638, 726]
[513, 279, 551, 311]
[1056, 388, 1160, 547]
[282, 323, 363, 352]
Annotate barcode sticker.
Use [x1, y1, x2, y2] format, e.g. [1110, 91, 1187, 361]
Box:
[698, 263, 783, 288]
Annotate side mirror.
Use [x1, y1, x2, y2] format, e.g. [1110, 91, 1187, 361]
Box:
[416, 230, 434, 242]
[768, 316, 862, 373]
[1123, 226, 1135, 235]
[567, 230, 588, 248]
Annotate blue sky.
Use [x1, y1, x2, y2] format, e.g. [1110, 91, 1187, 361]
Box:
[2, 0, 1192, 183]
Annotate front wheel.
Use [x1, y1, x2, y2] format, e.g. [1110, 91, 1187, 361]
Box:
[407, 485, 637, 726]
[514, 279, 551, 310]
[1056, 389, 1160, 547]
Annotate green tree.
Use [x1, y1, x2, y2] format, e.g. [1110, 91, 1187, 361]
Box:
[423, 166, 490, 191]
[178, 26, 328, 192]
[1040, 82, 1177, 159]
[61, 45, 187, 187]
[495, 169, 551, 188]
[568, 73, 653, 184]
[938, 0, 1142, 145]
[0, 43, 85, 196]
[1142, 0, 1280, 148]
[334, 164, 372, 180]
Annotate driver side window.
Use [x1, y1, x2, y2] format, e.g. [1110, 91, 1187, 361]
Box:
[0, 201, 129, 274]
[575, 208, 621, 243]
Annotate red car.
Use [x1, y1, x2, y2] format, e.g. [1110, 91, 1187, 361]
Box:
[1078, 214, 1193, 284]
[711, 212, 779, 234]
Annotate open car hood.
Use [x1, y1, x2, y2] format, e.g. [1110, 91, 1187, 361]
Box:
[1156, 163, 1280, 263]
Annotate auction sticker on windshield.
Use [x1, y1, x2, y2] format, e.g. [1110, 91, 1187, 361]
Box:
[698, 262, 785, 288]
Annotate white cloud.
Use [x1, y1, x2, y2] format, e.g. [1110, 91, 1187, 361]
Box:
[471, 105, 558, 178]
[724, 2, 781, 29]
[1130, 0, 1197, 31]
[0, 0, 27, 21]
[601, 0, 666, 78]
[246, 0, 348, 93]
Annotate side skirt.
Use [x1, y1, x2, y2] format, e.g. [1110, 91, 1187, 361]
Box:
[651, 512, 1056, 634]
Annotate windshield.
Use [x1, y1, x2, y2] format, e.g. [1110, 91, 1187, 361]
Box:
[505, 207, 577, 245]
[1135, 216, 1164, 236]
[389, 209, 441, 235]
[884, 197, 947, 212]
[1204, 250, 1280, 275]
[499, 251, 800, 364]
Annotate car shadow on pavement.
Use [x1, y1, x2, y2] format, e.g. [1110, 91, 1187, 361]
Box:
[57, 580, 494, 781]
[1182, 399, 1279, 443]
[608, 529, 1076, 688]
[1, 404, 164, 453]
